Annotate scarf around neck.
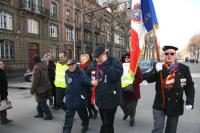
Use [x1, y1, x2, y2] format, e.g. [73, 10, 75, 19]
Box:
[162, 61, 179, 89]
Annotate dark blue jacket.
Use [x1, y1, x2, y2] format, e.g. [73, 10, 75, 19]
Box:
[87, 56, 123, 109]
[65, 67, 91, 109]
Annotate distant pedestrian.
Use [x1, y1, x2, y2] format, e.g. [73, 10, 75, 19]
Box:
[43, 53, 56, 108]
[87, 46, 123, 133]
[62, 59, 92, 133]
[145, 45, 195, 133]
[120, 53, 143, 127]
[30, 55, 53, 120]
[54, 51, 68, 111]
[0, 60, 13, 124]
[80, 54, 98, 119]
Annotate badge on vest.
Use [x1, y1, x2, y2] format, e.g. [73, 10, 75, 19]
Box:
[68, 78, 73, 84]
[180, 78, 186, 87]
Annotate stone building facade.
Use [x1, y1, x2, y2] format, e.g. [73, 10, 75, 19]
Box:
[0, 0, 125, 71]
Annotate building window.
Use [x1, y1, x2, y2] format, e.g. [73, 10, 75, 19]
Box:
[27, 18, 39, 34]
[50, 2, 57, 18]
[66, 9, 70, 22]
[24, 0, 32, 10]
[66, 28, 73, 41]
[0, 10, 13, 30]
[35, 0, 41, 13]
[0, 40, 14, 60]
[50, 47, 58, 59]
[49, 24, 58, 38]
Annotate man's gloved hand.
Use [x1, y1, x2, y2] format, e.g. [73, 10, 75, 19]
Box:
[155, 62, 163, 72]
[185, 105, 192, 111]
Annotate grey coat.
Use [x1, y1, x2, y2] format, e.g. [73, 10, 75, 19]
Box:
[31, 61, 52, 101]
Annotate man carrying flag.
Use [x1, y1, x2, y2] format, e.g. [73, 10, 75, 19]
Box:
[134, 0, 195, 133]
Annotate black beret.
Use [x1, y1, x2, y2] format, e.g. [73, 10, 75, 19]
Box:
[93, 46, 105, 58]
[67, 59, 77, 65]
[32, 55, 41, 63]
[162, 45, 178, 51]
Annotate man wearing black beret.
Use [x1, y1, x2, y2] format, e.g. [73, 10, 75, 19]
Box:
[88, 46, 123, 133]
[145, 45, 195, 133]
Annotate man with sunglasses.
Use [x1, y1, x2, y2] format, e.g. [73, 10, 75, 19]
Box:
[145, 45, 195, 133]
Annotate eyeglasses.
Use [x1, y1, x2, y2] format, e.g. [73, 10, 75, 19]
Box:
[164, 52, 175, 56]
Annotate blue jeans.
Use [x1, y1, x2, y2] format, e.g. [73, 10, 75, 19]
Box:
[37, 100, 52, 118]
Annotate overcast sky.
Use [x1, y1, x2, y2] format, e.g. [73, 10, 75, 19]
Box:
[153, 0, 200, 50]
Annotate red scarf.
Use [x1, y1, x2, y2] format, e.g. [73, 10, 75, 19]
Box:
[80, 60, 90, 70]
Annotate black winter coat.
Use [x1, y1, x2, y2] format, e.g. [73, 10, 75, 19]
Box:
[146, 63, 195, 116]
[65, 67, 91, 109]
[87, 56, 123, 109]
[0, 69, 8, 101]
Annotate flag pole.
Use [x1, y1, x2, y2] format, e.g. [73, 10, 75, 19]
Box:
[152, 25, 166, 110]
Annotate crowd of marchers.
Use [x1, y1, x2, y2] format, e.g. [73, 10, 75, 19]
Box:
[0, 45, 195, 133]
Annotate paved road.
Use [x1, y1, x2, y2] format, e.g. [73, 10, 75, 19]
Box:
[0, 63, 200, 133]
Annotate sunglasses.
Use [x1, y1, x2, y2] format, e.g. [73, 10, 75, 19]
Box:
[164, 52, 175, 56]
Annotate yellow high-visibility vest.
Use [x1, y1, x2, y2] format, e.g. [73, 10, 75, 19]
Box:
[121, 63, 135, 88]
[54, 62, 68, 88]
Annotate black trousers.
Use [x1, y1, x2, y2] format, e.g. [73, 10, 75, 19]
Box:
[50, 79, 57, 107]
[37, 100, 52, 118]
[56, 87, 66, 110]
[121, 99, 138, 122]
[62, 108, 89, 133]
[0, 110, 7, 123]
[99, 107, 117, 133]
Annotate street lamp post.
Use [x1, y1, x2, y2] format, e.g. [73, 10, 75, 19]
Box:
[73, 0, 76, 59]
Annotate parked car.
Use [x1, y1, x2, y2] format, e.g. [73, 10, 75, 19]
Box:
[24, 70, 33, 82]
[139, 59, 157, 79]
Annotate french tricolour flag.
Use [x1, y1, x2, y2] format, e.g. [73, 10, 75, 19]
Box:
[130, 0, 158, 74]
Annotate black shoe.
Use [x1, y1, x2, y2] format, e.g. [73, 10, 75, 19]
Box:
[130, 120, 135, 127]
[81, 126, 88, 133]
[1, 119, 13, 124]
[93, 110, 98, 119]
[34, 114, 43, 118]
[123, 115, 128, 120]
[44, 116, 53, 120]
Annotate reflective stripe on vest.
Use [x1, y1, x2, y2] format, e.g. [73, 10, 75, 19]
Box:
[54, 62, 68, 88]
[121, 63, 134, 88]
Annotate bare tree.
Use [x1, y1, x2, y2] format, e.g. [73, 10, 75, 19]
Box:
[117, 3, 131, 52]
[101, 0, 121, 55]
[187, 33, 200, 62]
